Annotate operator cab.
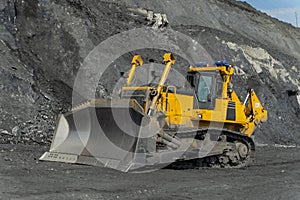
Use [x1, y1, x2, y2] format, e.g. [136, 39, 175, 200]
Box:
[187, 71, 223, 110]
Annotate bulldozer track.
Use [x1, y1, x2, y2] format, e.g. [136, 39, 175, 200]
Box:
[166, 128, 255, 169]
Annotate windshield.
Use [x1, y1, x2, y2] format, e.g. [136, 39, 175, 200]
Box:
[197, 75, 212, 103]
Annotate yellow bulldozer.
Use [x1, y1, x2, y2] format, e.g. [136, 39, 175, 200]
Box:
[40, 53, 268, 172]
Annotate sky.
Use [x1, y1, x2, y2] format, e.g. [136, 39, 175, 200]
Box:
[242, 0, 300, 27]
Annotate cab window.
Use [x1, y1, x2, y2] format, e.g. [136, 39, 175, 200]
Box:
[197, 75, 213, 103]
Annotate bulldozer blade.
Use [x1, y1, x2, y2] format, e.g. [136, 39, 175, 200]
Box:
[40, 99, 157, 172]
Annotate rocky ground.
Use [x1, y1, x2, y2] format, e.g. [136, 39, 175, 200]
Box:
[1, 144, 300, 200]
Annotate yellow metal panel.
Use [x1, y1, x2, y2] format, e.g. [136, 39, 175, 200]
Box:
[159, 92, 194, 126]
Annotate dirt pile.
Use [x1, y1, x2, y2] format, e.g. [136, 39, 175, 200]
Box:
[0, 0, 299, 145]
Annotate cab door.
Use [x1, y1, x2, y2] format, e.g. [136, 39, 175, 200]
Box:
[196, 72, 218, 110]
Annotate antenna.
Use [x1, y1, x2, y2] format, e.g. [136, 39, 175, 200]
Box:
[296, 12, 299, 28]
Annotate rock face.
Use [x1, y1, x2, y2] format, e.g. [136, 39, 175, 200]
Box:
[0, 0, 299, 145]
